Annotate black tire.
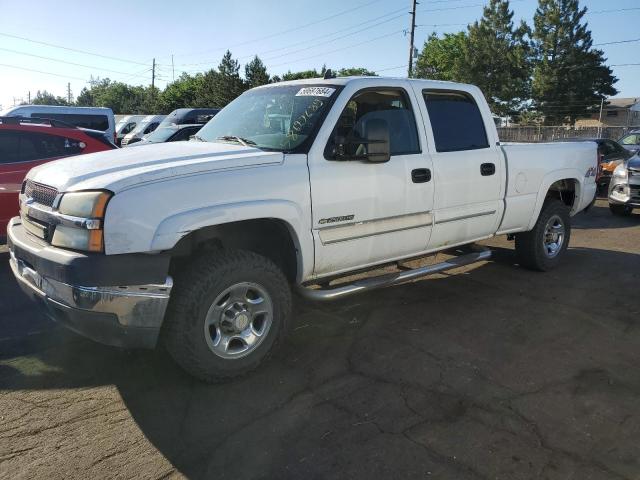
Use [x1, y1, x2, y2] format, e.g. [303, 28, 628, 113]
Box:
[163, 249, 292, 382]
[609, 203, 633, 216]
[515, 199, 571, 272]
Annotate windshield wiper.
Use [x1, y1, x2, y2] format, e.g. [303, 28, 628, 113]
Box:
[216, 135, 257, 147]
[191, 134, 206, 142]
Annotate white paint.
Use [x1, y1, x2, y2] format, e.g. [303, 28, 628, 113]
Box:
[24, 77, 598, 284]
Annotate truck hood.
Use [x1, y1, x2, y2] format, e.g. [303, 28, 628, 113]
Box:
[628, 154, 640, 171]
[27, 141, 284, 193]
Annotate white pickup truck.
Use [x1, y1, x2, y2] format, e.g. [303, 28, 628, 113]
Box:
[7, 76, 597, 381]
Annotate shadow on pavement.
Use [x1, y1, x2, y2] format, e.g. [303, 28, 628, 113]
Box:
[573, 203, 640, 230]
[2, 243, 640, 478]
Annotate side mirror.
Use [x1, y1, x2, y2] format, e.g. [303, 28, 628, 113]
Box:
[332, 118, 391, 163]
[362, 118, 391, 163]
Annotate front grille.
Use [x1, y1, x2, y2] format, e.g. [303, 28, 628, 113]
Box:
[631, 185, 640, 202]
[24, 180, 58, 207]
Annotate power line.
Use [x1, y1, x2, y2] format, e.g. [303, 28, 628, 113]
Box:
[175, 6, 410, 67]
[594, 38, 640, 46]
[267, 29, 405, 70]
[0, 47, 152, 79]
[0, 32, 148, 66]
[0, 63, 88, 82]
[175, 0, 386, 58]
[588, 7, 640, 15]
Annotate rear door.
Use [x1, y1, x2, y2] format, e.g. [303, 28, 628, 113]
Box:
[415, 89, 504, 248]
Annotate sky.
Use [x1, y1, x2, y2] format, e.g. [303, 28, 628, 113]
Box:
[0, 0, 638, 111]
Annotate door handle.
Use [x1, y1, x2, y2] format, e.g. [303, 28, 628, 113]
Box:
[411, 168, 431, 183]
[480, 163, 495, 176]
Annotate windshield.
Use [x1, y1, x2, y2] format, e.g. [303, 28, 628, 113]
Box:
[145, 126, 179, 142]
[620, 134, 640, 145]
[197, 84, 339, 152]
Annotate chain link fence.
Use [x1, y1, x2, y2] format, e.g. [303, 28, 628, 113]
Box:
[497, 126, 633, 143]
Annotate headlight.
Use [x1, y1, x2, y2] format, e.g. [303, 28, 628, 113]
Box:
[52, 191, 111, 252]
[612, 164, 628, 180]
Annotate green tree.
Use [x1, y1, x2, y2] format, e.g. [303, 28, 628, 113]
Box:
[244, 56, 270, 88]
[465, 0, 531, 115]
[281, 69, 322, 81]
[414, 32, 468, 81]
[337, 67, 377, 76]
[531, 0, 617, 124]
[32, 90, 70, 106]
[203, 51, 247, 107]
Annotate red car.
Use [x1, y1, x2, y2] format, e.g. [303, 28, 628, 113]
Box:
[0, 117, 116, 241]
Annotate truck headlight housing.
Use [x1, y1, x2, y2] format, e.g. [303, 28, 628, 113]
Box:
[52, 191, 111, 252]
[612, 164, 628, 181]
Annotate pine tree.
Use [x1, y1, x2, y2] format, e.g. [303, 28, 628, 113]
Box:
[531, 0, 617, 124]
[244, 56, 270, 88]
[198, 51, 247, 108]
[465, 0, 531, 116]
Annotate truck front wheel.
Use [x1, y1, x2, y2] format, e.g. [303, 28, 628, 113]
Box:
[164, 249, 292, 382]
[515, 199, 571, 271]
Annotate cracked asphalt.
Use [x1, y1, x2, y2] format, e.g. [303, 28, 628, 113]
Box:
[1, 199, 639, 480]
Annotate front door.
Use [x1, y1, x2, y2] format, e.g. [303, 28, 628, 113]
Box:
[308, 83, 435, 278]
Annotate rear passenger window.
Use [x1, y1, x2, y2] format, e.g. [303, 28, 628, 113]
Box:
[327, 89, 420, 158]
[4, 131, 85, 162]
[0, 131, 21, 163]
[424, 91, 489, 152]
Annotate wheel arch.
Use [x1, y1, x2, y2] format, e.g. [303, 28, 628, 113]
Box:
[527, 171, 582, 231]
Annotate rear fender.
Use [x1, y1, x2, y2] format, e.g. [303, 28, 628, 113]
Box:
[527, 169, 583, 231]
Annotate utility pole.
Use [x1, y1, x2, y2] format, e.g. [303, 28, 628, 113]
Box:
[597, 97, 604, 138]
[171, 54, 175, 82]
[407, 0, 418, 77]
[151, 58, 156, 100]
[67, 83, 72, 104]
[28, 91, 31, 103]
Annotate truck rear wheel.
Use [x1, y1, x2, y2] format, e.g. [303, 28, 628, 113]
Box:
[515, 199, 571, 271]
[609, 204, 633, 216]
[163, 249, 292, 382]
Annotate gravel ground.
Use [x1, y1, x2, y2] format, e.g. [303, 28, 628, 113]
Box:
[1, 200, 639, 480]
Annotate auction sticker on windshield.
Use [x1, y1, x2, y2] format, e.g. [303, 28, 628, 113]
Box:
[296, 87, 336, 97]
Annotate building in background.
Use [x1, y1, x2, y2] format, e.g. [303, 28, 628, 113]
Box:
[575, 97, 640, 128]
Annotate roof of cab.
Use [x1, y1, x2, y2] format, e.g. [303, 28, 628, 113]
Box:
[255, 76, 478, 93]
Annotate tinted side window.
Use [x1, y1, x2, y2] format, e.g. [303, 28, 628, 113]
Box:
[0, 131, 21, 163]
[38, 113, 109, 131]
[21, 132, 84, 160]
[144, 122, 159, 134]
[424, 91, 489, 152]
[327, 89, 420, 158]
[172, 128, 197, 141]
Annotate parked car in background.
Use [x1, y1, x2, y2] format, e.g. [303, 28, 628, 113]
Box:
[126, 124, 204, 147]
[608, 153, 640, 216]
[159, 108, 219, 128]
[115, 115, 146, 146]
[557, 137, 632, 194]
[619, 130, 640, 154]
[0, 105, 115, 144]
[0, 117, 116, 241]
[121, 115, 165, 146]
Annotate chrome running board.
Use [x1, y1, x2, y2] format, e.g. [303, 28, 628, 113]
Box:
[297, 246, 491, 302]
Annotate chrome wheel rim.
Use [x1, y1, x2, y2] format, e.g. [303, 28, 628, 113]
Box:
[543, 214, 565, 258]
[204, 282, 273, 359]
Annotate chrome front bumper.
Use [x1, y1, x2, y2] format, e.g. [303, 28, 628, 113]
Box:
[9, 249, 173, 348]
